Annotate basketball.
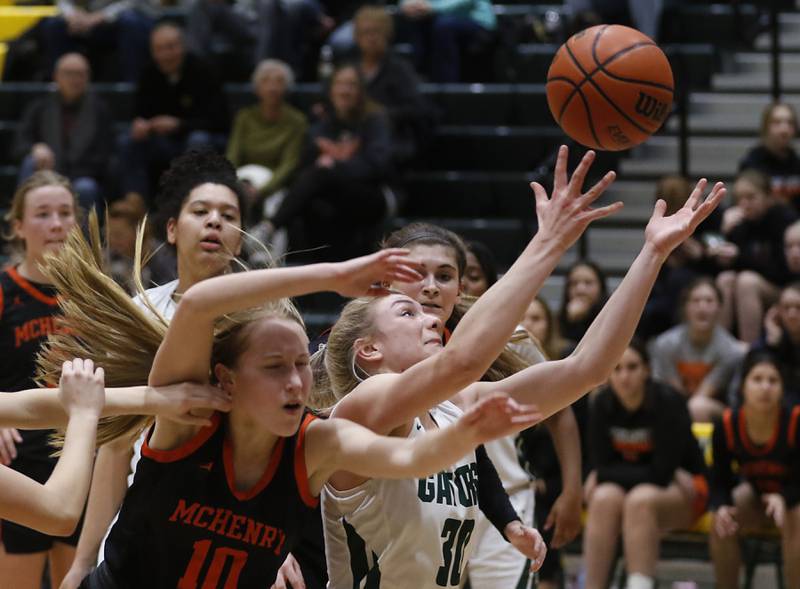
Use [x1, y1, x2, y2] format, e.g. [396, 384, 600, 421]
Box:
[546, 25, 674, 151]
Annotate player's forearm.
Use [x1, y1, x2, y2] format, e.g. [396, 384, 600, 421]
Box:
[177, 264, 340, 323]
[571, 243, 667, 383]
[447, 234, 563, 378]
[41, 411, 100, 534]
[72, 441, 133, 566]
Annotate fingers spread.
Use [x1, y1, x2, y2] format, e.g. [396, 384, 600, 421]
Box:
[580, 170, 616, 206]
[567, 150, 596, 196]
[553, 145, 569, 194]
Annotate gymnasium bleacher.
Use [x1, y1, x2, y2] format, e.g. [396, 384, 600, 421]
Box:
[0, 2, 792, 310]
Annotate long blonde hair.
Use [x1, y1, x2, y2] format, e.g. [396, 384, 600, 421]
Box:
[38, 213, 303, 446]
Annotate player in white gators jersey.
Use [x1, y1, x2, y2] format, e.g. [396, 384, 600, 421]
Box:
[323, 400, 482, 588]
[319, 146, 724, 589]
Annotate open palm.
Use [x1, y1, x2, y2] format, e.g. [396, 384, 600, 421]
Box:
[645, 179, 726, 257]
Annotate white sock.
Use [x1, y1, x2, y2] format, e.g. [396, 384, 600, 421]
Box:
[626, 572, 655, 589]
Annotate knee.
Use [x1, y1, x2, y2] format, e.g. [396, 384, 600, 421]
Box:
[588, 482, 626, 511]
[716, 271, 736, 292]
[623, 484, 661, 519]
[735, 270, 763, 294]
[688, 395, 722, 422]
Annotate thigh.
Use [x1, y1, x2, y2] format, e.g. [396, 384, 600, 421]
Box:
[646, 483, 696, 531]
[0, 548, 47, 589]
[48, 542, 77, 588]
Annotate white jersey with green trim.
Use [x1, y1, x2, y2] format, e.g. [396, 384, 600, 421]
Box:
[322, 400, 481, 589]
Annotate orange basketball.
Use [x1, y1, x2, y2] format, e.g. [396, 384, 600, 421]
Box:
[546, 24, 674, 151]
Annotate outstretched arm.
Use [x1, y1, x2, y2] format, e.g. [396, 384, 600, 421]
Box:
[464, 180, 726, 418]
[0, 359, 104, 536]
[308, 395, 542, 493]
[0, 383, 232, 429]
[336, 146, 621, 435]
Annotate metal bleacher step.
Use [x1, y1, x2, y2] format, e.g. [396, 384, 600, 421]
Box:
[619, 136, 745, 180]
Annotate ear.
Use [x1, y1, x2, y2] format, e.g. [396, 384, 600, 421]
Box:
[214, 363, 236, 393]
[12, 218, 24, 242]
[166, 217, 177, 245]
[354, 336, 383, 365]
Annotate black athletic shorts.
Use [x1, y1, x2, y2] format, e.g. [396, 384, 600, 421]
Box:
[1, 458, 82, 553]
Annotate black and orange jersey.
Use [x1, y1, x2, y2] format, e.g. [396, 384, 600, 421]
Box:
[710, 406, 800, 509]
[589, 381, 707, 491]
[97, 412, 319, 589]
[0, 266, 65, 462]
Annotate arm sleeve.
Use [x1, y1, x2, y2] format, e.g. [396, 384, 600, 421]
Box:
[261, 118, 308, 196]
[475, 444, 519, 540]
[426, 0, 474, 13]
[710, 416, 737, 509]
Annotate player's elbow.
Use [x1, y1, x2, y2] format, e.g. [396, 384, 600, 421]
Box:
[43, 510, 80, 537]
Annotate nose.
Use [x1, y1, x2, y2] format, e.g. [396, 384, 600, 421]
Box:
[287, 367, 303, 392]
[424, 312, 441, 331]
[206, 209, 222, 228]
[421, 274, 438, 294]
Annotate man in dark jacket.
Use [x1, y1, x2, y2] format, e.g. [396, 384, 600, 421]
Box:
[119, 22, 229, 206]
[13, 52, 112, 212]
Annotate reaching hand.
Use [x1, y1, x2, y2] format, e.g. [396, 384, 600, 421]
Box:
[645, 179, 726, 258]
[504, 521, 548, 572]
[58, 358, 105, 418]
[330, 249, 422, 298]
[530, 145, 621, 251]
[714, 505, 739, 538]
[148, 382, 232, 426]
[545, 490, 582, 548]
[763, 493, 786, 528]
[461, 393, 542, 444]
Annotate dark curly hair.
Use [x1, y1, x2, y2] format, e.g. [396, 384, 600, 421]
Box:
[154, 150, 246, 234]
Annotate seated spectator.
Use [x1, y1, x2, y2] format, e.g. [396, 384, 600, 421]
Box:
[755, 282, 800, 404]
[186, 0, 330, 79]
[558, 259, 608, 346]
[119, 23, 229, 207]
[784, 219, 800, 280]
[521, 296, 568, 361]
[565, 0, 663, 40]
[583, 341, 708, 589]
[354, 5, 434, 165]
[399, 0, 497, 82]
[639, 174, 720, 340]
[39, 0, 153, 82]
[739, 102, 800, 207]
[713, 169, 798, 343]
[227, 59, 308, 222]
[709, 350, 800, 589]
[13, 53, 111, 213]
[649, 277, 746, 422]
[268, 63, 392, 261]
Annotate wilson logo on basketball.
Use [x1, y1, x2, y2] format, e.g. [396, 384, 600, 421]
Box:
[634, 91, 668, 123]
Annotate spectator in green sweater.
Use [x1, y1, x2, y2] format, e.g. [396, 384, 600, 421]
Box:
[227, 59, 308, 222]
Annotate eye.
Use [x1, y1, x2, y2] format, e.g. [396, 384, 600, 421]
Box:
[223, 213, 237, 221]
[400, 308, 415, 317]
[193, 209, 207, 216]
[437, 273, 453, 283]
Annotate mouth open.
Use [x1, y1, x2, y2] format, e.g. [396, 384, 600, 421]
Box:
[421, 303, 441, 311]
[283, 402, 303, 413]
[200, 236, 223, 251]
